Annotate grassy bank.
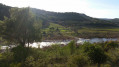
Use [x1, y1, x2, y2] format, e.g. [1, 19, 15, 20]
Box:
[42, 23, 119, 39]
[77, 28, 119, 38]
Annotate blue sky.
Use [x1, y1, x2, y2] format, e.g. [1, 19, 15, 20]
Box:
[0, 0, 119, 18]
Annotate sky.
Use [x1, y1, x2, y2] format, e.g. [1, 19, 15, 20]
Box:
[0, 0, 119, 18]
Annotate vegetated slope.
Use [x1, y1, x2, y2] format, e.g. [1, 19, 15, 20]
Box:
[0, 3, 119, 29]
[41, 22, 75, 40]
[109, 18, 119, 25]
[30, 8, 119, 38]
[99, 18, 119, 25]
[31, 8, 119, 29]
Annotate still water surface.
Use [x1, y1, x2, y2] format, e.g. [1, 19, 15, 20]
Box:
[1, 38, 118, 49]
[28, 38, 118, 48]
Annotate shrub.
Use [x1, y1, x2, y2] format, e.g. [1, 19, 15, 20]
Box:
[9, 63, 22, 67]
[67, 55, 88, 67]
[104, 41, 118, 51]
[83, 44, 108, 67]
[25, 56, 35, 67]
[67, 41, 76, 54]
[11, 45, 31, 62]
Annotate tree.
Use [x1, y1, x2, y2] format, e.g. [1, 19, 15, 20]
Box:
[2, 7, 42, 47]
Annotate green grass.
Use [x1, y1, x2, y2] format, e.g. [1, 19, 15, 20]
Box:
[76, 28, 119, 38]
[42, 22, 72, 35]
[78, 28, 119, 33]
[42, 23, 119, 38]
[48, 23, 65, 28]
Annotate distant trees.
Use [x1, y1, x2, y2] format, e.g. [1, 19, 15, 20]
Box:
[0, 3, 10, 20]
[47, 27, 61, 37]
[2, 7, 42, 46]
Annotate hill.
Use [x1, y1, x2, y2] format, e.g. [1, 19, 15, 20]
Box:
[31, 8, 119, 29]
[0, 3, 118, 29]
[0, 3, 119, 38]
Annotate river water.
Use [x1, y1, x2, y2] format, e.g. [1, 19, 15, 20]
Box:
[1, 38, 119, 49]
[27, 38, 118, 48]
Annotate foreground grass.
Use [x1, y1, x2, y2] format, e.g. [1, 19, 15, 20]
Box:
[0, 41, 119, 67]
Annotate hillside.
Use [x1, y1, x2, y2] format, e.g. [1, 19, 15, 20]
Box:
[0, 3, 119, 38]
[0, 1, 119, 67]
[31, 8, 119, 29]
[0, 3, 119, 29]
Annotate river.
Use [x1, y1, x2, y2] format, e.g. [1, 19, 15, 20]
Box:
[1, 38, 119, 49]
[27, 38, 118, 48]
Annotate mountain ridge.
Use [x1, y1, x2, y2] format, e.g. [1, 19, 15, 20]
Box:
[0, 3, 119, 29]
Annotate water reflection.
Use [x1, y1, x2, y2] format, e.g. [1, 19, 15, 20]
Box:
[27, 41, 70, 48]
[77, 38, 118, 44]
[28, 38, 118, 48]
[1, 38, 118, 49]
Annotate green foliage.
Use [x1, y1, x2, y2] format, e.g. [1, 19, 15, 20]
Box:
[2, 7, 42, 46]
[0, 21, 5, 35]
[11, 45, 31, 62]
[67, 55, 88, 67]
[104, 41, 118, 51]
[83, 43, 108, 67]
[2, 49, 13, 61]
[1, 3, 119, 39]
[1, 3, 119, 67]
[0, 48, 14, 67]
[106, 48, 119, 66]
[9, 63, 22, 67]
[0, 41, 119, 67]
[67, 41, 76, 54]
[25, 56, 35, 67]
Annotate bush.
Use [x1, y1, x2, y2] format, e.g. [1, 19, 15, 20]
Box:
[67, 55, 88, 67]
[9, 63, 22, 67]
[25, 56, 35, 67]
[83, 44, 108, 67]
[67, 41, 76, 54]
[11, 45, 31, 62]
[104, 41, 118, 51]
